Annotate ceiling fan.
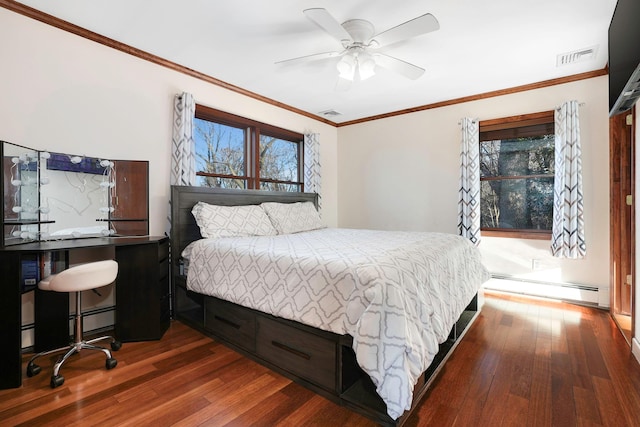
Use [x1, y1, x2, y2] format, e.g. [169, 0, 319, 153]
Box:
[276, 8, 440, 89]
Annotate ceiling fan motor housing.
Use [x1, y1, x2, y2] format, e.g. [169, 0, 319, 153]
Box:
[341, 19, 376, 47]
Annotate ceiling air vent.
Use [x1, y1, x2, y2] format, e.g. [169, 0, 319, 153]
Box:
[319, 109, 342, 117]
[556, 46, 598, 66]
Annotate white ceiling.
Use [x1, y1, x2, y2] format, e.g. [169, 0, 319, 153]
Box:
[15, 0, 618, 124]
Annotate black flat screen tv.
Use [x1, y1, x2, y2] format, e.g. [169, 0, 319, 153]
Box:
[608, 0, 640, 116]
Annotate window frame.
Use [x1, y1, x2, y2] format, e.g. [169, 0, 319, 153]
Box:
[479, 110, 555, 240]
[194, 104, 304, 191]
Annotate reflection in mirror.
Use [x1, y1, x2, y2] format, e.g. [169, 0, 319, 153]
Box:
[40, 152, 115, 239]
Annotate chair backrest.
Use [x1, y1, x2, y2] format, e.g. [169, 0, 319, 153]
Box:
[48, 260, 118, 292]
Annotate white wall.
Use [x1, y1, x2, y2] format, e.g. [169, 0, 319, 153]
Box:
[337, 77, 610, 304]
[0, 8, 340, 231]
[1, 8, 338, 347]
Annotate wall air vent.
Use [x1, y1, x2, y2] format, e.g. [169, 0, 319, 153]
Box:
[319, 109, 342, 117]
[556, 46, 598, 66]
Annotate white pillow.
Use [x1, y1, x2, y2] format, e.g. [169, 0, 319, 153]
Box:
[191, 202, 277, 239]
[261, 201, 325, 234]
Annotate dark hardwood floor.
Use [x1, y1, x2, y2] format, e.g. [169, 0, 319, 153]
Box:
[2, 291, 640, 426]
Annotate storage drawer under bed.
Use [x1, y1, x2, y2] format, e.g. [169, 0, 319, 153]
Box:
[256, 316, 337, 391]
[205, 298, 256, 352]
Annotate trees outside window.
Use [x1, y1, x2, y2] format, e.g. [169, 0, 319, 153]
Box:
[479, 111, 555, 239]
[193, 105, 303, 191]
[259, 135, 300, 191]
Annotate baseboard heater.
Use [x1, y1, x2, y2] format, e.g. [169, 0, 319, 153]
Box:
[485, 274, 601, 306]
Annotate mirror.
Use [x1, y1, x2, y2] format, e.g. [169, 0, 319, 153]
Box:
[40, 152, 115, 239]
[1, 141, 149, 246]
[2, 142, 40, 244]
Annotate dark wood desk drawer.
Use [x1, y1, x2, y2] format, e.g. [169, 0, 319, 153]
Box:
[256, 317, 336, 391]
[205, 299, 256, 352]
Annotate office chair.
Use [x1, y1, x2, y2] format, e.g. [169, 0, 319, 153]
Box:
[26, 260, 122, 388]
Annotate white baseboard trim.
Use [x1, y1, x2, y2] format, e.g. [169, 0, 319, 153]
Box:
[633, 338, 640, 365]
[484, 276, 601, 306]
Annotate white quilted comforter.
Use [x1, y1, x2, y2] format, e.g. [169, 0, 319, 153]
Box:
[185, 228, 489, 419]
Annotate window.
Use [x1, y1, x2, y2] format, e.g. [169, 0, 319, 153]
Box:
[193, 105, 304, 191]
[479, 111, 555, 239]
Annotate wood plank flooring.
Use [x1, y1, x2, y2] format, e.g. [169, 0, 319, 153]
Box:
[2, 291, 640, 426]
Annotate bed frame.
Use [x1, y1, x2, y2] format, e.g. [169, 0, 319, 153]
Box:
[170, 185, 480, 426]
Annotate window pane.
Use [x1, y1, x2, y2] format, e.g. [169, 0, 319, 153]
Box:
[480, 177, 553, 230]
[259, 135, 298, 182]
[480, 135, 554, 178]
[193, 118, 245, 177]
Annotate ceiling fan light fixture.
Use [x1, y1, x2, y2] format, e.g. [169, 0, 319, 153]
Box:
[285, 8, 438, 87]
[337, 54, 356, 80]
[358, 53, 376, 80]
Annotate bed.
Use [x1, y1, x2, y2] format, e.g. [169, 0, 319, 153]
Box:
[170, 185, 489, 426]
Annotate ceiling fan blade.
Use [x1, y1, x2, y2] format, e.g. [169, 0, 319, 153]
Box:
[275, 51, 342, 66]
[372, 13, 439, 47]
[303, 8, 353, 44]
[374, 53, 425, 80]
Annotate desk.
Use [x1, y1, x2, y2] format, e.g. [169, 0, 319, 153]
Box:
[0, 236, 169, 389]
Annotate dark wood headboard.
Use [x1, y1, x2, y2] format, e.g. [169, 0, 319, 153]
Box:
[170, 185, 318, 261]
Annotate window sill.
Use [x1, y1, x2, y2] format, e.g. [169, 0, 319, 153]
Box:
[481, 229, 551, 240]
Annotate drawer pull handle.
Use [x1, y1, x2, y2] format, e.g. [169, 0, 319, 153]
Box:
[214, 315, 240, 329]
[271, 340, 311, 360]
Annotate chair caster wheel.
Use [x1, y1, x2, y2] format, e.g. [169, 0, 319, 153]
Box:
[111, 340, 122, 351]
[50, 375, 64, 388]
[106, 357, 117, 370]
[26, 363, 41, 377]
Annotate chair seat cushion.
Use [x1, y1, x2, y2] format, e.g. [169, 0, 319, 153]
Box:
[37, 260, 118, 293]
[38, 274, 56, 291]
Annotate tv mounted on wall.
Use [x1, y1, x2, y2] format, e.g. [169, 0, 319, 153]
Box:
[609, 0, 640, 116]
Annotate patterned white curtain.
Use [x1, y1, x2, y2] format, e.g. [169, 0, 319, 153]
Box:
[171, 92, 196, 186]
[458, 118, 481, 245]
[168, 92, 196, 235]
[551, 100, 586, 258]
[304, 132, 322, 212]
